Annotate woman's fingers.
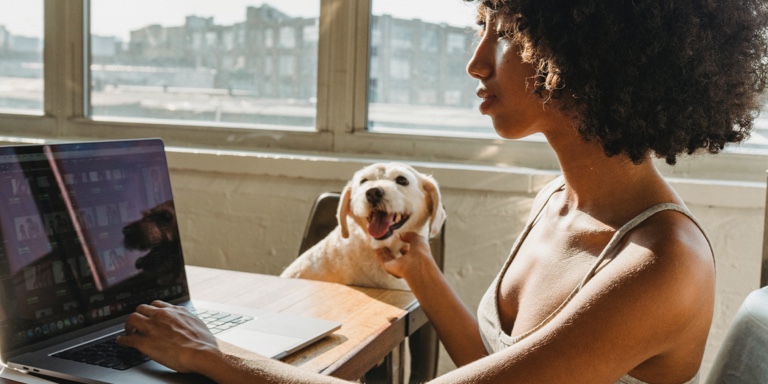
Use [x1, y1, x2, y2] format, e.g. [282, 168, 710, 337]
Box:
[149, 300, 173, 308]
[375, 231, 431, 280]
[376, 247, 395, 263]
[135, 304, 157, 317]
[126, 301, 176, 335]
[118, 312, 149, 349]
[135, 300, 173, 315]
[399, 231, 418, 242]
[116, 302, 219, 374]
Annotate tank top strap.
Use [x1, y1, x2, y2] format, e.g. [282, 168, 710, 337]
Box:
[503, 177, 565, 269]
[527, 177, 566, 229]
[577, 202, 715, 290]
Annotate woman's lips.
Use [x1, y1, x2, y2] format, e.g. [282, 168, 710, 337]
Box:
[478, 94, 497, 115]
[477, 88, 496, 115]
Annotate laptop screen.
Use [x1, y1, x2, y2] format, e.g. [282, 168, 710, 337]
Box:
[0, 139, 189, 353]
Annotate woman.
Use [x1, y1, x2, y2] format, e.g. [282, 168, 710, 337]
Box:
[117, 1, 768, 383]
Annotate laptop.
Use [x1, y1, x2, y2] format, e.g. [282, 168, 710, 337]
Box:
[0, 138, 341, 384]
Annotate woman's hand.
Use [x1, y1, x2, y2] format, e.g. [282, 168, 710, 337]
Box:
[376, 231, 436, 282]
[116, 300, 220, 374]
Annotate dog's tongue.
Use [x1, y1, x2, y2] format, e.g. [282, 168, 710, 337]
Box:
[368, 211, 395, 239]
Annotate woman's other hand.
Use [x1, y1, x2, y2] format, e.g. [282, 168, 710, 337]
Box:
[116, 300, 220, 374]
[376, 231, 437, 283]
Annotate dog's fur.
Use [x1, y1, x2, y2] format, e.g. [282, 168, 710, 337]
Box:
[280, 163, 446, 290]
[122, 200, 183, 285]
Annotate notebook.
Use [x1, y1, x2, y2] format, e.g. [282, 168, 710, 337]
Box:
[0, 138, 341, 384]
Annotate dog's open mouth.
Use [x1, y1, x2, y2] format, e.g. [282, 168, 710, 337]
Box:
[367, 210, 410, 240]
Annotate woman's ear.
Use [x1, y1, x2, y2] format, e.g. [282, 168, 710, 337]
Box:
[337, 185, 352, 238]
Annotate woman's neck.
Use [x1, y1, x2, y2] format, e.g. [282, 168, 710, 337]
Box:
[544, 127, 672, 221]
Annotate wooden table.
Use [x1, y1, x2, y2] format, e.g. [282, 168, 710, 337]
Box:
[187, 266, 424, 380]
[0, 266, 424, 383]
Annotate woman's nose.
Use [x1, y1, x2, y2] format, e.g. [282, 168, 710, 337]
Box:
[466, 37, 494, 80]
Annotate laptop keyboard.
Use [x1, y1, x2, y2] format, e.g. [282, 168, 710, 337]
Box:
[52, 335, 150, 370]
[189, 307, 255, 334]
[51, 308, 253, 370]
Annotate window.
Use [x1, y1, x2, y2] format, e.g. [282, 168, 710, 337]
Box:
[278, 26, 296, 48]
[446, 33, 467, 54]
[0, 1, 762, 183]
[389, 58, 410, 81]
[421, 28, 439, 53]
[302, 22, 318, 46]
[89, 0, 319, 128]
[368, 0, 494, 135]
[0, 1, 43, 114]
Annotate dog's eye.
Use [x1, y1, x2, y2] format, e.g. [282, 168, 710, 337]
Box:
[395, 176, 409, 186]
[360, 178, 368, 185]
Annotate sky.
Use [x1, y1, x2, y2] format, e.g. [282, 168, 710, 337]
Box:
[0, 1, 478, 41]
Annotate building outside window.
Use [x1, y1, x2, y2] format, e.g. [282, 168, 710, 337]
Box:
[0, 1, 43, 114]
[82, 1, 489, 135]
[89, 1, 320, 128]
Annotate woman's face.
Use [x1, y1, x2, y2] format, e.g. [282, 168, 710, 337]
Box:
[466, 12, 557, 139]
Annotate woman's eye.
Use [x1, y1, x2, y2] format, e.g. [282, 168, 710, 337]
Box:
[395, 176, 409, 186]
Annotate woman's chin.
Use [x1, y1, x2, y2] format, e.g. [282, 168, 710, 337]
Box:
[492, 125, 534, 140]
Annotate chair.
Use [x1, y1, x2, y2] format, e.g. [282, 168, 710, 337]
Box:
[704, 287, 768, 384]
[297, 192, 444, 384]
[297, 192, 343, 256]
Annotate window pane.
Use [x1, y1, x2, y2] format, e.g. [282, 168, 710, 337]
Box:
[368, 0, 492, 135]
[0, 0, 43, 114]
[90, 1, 319, 128]
[746, 97, 768, 151]
[367, 2, 768, 155]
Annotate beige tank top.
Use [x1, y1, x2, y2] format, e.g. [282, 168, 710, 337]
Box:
[477, 178, 712, 384]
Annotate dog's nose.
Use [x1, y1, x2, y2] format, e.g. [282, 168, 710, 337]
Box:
[366, 187, 384, 204]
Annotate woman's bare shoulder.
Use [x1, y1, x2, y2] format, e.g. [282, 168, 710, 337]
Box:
[624, 208, 714, 283]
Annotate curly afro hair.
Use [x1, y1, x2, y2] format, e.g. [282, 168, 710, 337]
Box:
[468, 0, 768, 164]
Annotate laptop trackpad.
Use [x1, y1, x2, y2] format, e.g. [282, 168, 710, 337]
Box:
[217, 329, 304, 358]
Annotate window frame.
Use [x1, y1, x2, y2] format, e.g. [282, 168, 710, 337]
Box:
[0, 0, 764, 183]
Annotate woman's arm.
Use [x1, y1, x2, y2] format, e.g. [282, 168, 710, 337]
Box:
[377, 232, 489, 367]
[427, 212, 714, 384]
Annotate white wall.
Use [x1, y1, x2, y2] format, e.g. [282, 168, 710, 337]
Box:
[166, 148, 766, 380]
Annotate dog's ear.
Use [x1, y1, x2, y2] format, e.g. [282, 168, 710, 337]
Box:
[421, 174, 446, 238]
[337, 185, 352, 238]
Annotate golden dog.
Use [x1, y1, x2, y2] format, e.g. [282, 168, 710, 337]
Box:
[281, 163, 446, 290]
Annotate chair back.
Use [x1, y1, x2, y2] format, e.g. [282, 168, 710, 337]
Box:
[298, 192, 342, 256]
[705, 287, 768, 383]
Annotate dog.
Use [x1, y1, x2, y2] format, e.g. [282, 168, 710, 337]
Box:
[280, 162, 446, 290]
[122, 200, 183, 285]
